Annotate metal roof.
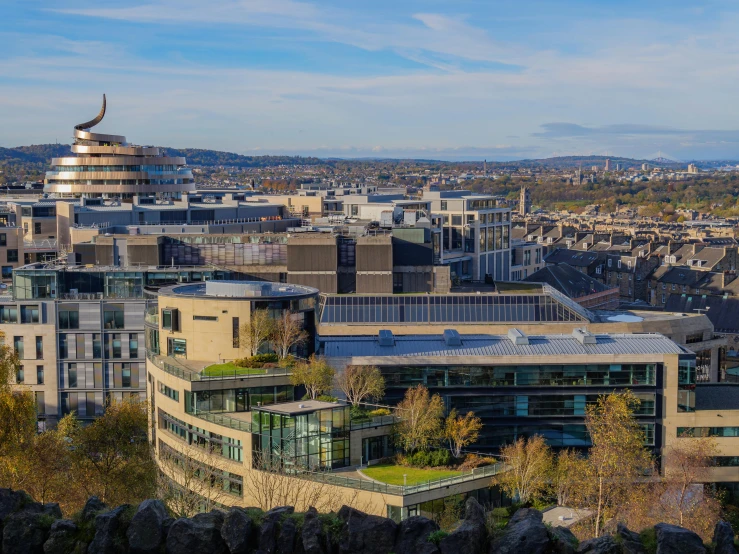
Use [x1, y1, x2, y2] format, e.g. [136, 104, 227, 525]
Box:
[322, 332, 687, 359]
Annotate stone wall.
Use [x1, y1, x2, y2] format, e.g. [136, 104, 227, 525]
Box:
[0, 488, 736, 554]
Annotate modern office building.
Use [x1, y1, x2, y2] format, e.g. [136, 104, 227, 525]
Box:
[44, 95, 195, 199]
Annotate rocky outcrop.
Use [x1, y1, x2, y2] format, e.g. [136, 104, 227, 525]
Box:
[0, 489, 733, 554]
[654, 523, 706, 554]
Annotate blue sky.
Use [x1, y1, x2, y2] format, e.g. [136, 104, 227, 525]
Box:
[2, 0, 739, 160]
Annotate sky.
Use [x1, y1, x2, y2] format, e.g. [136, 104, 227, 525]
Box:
[2, 0, 739, 161]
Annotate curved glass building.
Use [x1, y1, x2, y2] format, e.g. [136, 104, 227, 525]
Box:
[44, 95, 195, 199]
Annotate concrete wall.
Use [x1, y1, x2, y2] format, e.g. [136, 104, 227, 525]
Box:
[287, 234, 338, 293]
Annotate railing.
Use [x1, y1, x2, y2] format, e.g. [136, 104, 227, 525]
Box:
[191, 411, 253, 433]
[350, 415, 397, 430]
[23, 239, 58, 251]
[292, 461, 508, 497]
[146, 351, 292, 382]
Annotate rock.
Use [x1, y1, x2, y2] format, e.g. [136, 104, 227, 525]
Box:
[617, 523, 645, 554]
[713, 521, 737, 554]
[221, 508, 254, 554]
[577, 535, 620, 554]
[126, 499, 169, 554]
[257, 517, 281, 554]
[438, 497, 487, 554]
[394, 516, 440, 554]
[266, 506, 294, 520]
[2, 510, 53, 554]
[548, 526, 579, 554]
[277, 517, 299, 554]
[337, 505, 398, 554]
[488, 507, 549, 554]
[166, 511, 228, 554]
[87, 505, 131, 554]
[80, 497, 107, 523]
[42, 504, 63, 520]
[43, 520, 79, 554]
[301, 508, 327, 554]
[0, 489, 33, 523]
[655, 523, 706, 554]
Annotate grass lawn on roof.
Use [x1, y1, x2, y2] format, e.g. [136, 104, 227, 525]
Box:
[362, 464, 462, 486]
[201, 363, 267, 376]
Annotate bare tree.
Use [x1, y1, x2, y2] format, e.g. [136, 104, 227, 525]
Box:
[271, 311, 308, 360]
[335, 365, 385, 407]
[157, 443, 232, 518]
[240, 309, 275, 357]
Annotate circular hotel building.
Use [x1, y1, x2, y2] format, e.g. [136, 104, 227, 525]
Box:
[44, 95, 195, 199]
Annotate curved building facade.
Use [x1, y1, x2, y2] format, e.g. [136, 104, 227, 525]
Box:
[44, 95, 195, 198]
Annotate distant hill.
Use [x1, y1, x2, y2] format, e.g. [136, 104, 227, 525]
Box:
[0, 144, 70, 163]
[161, 148, 324, 168]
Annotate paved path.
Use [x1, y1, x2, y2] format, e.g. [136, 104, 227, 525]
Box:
[542, 506, 592, 528]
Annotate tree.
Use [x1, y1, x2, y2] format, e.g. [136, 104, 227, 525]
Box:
[335, 365, 385, 407]
[240, 309, 275, 357]
[289, 356, 335, 400]
[657, 436, 722, 537]
[271, 311, 308, 360]
[572, 391, 654, 538]
[157, 442, 231, 518]
[70, 397, 157, 507]
[494, 435, 552, 505]
[0, 344, 36, 472]
[550, 449, 585, 507]
[444, 409, 482, 458]
[394, 385, 444, 453]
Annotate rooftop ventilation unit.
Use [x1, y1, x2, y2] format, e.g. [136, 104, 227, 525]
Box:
[572, 328, 597, 345]
[378, 329, 395, 347]
[508, 328, 529, 345]
[443, 329, 462, 347]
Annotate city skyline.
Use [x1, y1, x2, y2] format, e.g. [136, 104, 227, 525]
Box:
[3, 0, 739, 160]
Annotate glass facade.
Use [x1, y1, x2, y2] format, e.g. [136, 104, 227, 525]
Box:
[159, 410, 243, 462]
[380, 364, 659, 388]
[252, 405, 350, 470]
[317, 292, 591, 325]
[678, 427, 739, 438]
[185, 386, 293, 414]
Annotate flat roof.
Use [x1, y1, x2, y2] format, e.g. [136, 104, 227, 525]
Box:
[255, 400, 342, 415]
[160, 280, 318, 299]
[322, 333, 688, 358]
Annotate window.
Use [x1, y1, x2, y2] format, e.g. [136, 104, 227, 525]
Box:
[13, 336, 23, 359]
[35, 392, 44, 415]
[92, 334, 102, 358]
[129, 334, 139, 358]
[466, 214, 475, 225]
[193, 315, 218, 321]
[158, 382, 180, 402]
[617, 260, 622, 269]
[35, 336, 43, 359]
[440, 201, 448, 211]
[596, 265, 602, 275]
[16, 366, 24, 384]
[68, 364, 77, 388]
[168, 337, 187, 358]
[20, 305, 39, 323]
[103, 304, 124, 329]
[0, 234, 5, 247]
[122, 366, 131, 388]
[110, 334, 122, 359]
[161, 308, 179, 331]
[0, 305, 17, 323]
[34, 222, 41, 234]
[36, 365, 44, 385]
[1, 266, 11, 279]
[451, 215, 462, 226]
[232, 317, 240, 348]
[58, 306, 80, 329]
[6, 250, 18, 263]
[608, 259, 612, 267]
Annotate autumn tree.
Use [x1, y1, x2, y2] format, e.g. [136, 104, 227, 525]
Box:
[70, 397, 157, 507]
[494, 435, 553, 505]
[550, 449, 585, 507]
[335, 365, 385, 407]
[571, 391, 654, 538]
[290, 355, 335, 400]
[444, 409, 482, 458]
[394, 385, 444, 453]
[240, 309, 275, 357]
[656, 436, 722, 538]
[271, 310, 308, 360]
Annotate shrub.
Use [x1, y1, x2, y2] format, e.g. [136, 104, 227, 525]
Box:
[427, 530, 449, 546]
[235, 353, 279, 368]
[458, 453, 497, 471]
[317, 395, 338, 402]
[251, 353, 278, 363]
[350, 406, 371, 422]
[490, 507, 509, 518]
[430, 449, 451, 467]
[404, 449, 452, 468]
[639, 528, 657, 554]
[369, 408, 391, 417]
